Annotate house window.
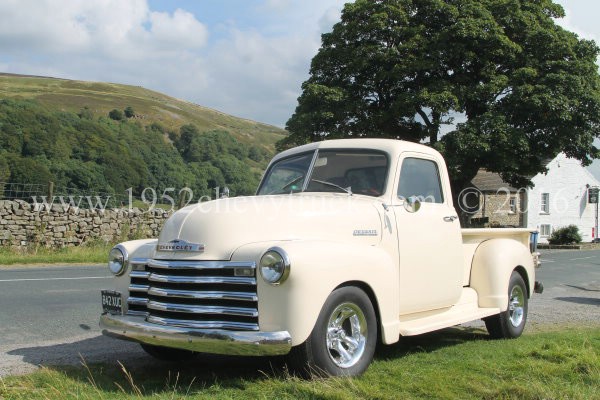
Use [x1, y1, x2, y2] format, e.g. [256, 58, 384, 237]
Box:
[540, 224, 552, 237]
[509, 197, 516, 213]
[540, 193, 550, 214]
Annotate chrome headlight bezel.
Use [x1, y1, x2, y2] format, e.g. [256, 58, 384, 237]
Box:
[108, 245, 128, 276]
[259, 247, 290, 285]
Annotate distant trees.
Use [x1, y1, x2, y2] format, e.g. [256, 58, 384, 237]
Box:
[108, 108, 124, 121]
[124, 106, 135, 118]
[0, 99, 272, 199]
[78, 106, 94, 120]
[108, 106, 135, 120]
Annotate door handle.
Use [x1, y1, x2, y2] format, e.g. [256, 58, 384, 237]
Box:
[443, 215, 458, 222]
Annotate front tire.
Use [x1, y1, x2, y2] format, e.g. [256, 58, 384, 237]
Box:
[485, 271, 528, 339]
[289, 286, 377, 377]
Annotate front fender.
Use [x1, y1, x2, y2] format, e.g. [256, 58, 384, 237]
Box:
[231, 240, 399, 346]
[470, 238, 534, 310]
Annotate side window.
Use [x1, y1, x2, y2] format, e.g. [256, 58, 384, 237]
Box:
[398, 158, 444, 203]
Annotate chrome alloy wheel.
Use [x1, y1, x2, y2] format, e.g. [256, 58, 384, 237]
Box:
[508, 284, 525, 327]
[325, 302, 367, 368]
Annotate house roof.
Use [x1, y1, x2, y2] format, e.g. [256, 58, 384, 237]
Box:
[470, 170, 518, 192]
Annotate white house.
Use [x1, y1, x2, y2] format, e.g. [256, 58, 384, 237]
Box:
[523, 153, 600, 243]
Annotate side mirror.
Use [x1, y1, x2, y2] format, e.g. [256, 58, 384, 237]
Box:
[403, 196, 421, 213]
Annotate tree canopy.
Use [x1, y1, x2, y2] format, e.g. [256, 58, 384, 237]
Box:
[284, 0, 600, 190]
[0, 99, 270, 201]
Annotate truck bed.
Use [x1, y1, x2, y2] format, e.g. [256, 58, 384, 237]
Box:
[461, 228, 533, 286]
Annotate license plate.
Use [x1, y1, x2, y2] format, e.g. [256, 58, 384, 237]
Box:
[101, 290, 122, 314]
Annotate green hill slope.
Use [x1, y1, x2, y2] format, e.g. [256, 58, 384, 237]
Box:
[0, 73, 285, 148]
[0, 73, 287, 202]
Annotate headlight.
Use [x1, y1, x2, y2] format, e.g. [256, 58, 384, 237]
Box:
[108, 245, 128, 276]
[259, 247, 290, 285]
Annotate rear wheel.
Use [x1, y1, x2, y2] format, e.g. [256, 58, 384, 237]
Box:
[289, 286, 377, 377]
[485, 271, 528, 339]
[140, 343, 197, 362]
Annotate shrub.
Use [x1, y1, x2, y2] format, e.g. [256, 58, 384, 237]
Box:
[548, 225, 582, 245]
[124, 106, 135, 118]
[108, 108, 124, 121]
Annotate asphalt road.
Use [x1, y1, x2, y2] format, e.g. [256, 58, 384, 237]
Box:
[0, 265, 110, 347]
[537, 249, 600, 289]
[0, 264, 147, 376]
[0, 249, 598, 377]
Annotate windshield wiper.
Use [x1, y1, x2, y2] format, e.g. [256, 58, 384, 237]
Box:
[310, 179, 352, 195]
[267, 175, 305, 195]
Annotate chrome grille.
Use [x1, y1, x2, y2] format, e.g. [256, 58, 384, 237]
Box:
[127, 259, 258, 331]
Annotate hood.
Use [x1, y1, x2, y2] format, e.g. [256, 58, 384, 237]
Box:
[154, 194, 383, 260]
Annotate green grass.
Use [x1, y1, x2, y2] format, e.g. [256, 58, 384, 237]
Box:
[0, 242, 111, 265]
[1, 328, 598, 399]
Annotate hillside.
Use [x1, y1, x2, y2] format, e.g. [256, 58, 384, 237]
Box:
[0, 73, 287, 201]
[0, 73, 286, 148]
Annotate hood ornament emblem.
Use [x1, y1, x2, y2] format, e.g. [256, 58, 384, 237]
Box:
[157, 239, 205, 252]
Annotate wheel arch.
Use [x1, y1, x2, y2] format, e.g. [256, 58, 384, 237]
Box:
[232, 240, 400, 346]
[470, 238, 535, 310]
[334, 280, 383, 343]
[513, 265, 531, 298]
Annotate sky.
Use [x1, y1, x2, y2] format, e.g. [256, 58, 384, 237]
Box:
[0, 1, 599, 146]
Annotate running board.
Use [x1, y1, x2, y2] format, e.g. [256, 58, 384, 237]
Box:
[398, 288, 500, 336]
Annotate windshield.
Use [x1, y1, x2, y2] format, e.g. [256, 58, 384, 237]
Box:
[257, 149, 388, 197]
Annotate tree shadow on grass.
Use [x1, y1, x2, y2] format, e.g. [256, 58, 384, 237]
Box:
[7, 326, 490, 397]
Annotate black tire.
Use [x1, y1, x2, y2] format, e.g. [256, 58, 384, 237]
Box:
[140, 343, 197, 362]
[288, 286, 377, 377]
[484, 271, 528, 339]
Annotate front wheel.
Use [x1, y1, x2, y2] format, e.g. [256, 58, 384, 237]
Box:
[484, 271, 528, 339]
[289, 286, 377, 377]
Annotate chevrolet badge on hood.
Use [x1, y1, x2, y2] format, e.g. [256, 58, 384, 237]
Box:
[157, 239, 205, 252]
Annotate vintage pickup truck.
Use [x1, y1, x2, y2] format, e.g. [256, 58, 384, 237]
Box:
[100, 138, 542, 376]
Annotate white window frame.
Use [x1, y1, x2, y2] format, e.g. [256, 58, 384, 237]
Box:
[509, 197, 516, 214]
[540, 224, 552, 237]
[540, 193, 550, 214]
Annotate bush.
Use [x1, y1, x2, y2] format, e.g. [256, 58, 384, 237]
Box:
[548, 225, 582, 245]
[108, 108, 124, 121]
[124, 106, 135, 118]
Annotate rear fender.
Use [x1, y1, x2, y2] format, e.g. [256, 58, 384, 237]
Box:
[470, 238, 534, 310]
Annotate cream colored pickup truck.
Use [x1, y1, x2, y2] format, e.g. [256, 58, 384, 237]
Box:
[100, 138, 542, 376]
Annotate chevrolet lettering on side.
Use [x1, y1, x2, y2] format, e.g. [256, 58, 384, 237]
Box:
[100, 139, 542, 377]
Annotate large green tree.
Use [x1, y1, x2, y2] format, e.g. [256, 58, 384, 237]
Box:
[284, 0, 600, 192]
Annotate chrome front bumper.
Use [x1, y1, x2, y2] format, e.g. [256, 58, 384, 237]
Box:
[100, 314, 292, 356]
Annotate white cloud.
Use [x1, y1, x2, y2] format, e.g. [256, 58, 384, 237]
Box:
[0, 0, 207, 59]
[0, 0, 347, 126]
[149, 9, 208, 50]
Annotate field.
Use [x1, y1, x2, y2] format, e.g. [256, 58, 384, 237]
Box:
[1, 328, 598, 399]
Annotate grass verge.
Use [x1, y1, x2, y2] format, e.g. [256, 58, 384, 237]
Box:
[0, 242, 111, 266]
[0, 328, 598, 399]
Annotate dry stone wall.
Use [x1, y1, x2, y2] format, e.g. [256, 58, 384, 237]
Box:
[0, 200, 172, 248]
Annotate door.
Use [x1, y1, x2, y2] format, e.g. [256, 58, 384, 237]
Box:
[393, 154, 464, 315]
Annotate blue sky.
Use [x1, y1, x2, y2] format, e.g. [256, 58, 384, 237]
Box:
[0, 0, 599, 164]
